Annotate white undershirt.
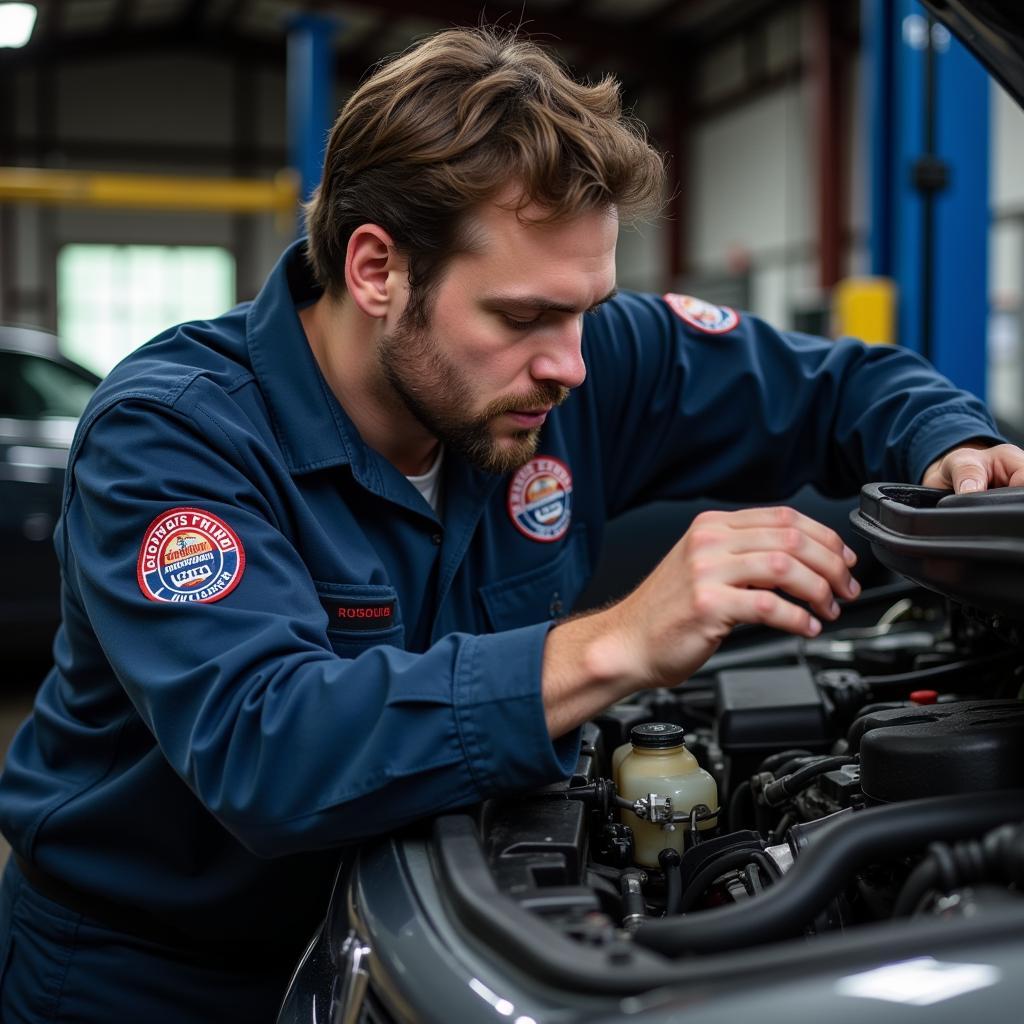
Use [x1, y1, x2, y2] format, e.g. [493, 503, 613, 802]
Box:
[406, 446, 444, 514]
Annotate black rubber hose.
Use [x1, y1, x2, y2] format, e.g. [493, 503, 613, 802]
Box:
[659, 849, 682, 916]
[727, 780, 752, 832]
[774, 755, 821, 778]
[893, 824, 1024, 917]
[633, 789, 1024, 957]
[892, 857, 942, 917]
[758, 749, 814, 774]
[750, 848, 783, 882]
[762, 756, 858, 807]
[678, 847, 763, 913]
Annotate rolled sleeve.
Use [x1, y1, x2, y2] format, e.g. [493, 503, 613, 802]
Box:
[902, 403, 1005, 484]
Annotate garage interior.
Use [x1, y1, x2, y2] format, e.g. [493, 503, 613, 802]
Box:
[1, 0, 1022, 875]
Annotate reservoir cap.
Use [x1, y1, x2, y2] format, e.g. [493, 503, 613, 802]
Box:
[630, 722, 685, 749]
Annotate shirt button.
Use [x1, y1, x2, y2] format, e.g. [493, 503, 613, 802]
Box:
[549, 592, 564, 617]
[431, 532, 443, 546]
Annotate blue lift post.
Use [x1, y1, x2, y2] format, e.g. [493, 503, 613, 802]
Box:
[865, 0, 989, 400]
[287, 12, 338, 214]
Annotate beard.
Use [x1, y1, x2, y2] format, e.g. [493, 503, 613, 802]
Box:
[376, 312, 569, 475]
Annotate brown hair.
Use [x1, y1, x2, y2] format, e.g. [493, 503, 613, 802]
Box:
[304, 26, 665, 318]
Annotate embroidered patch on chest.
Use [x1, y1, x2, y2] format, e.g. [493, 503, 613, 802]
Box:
[507, 457, 573, 542]
[663, 293, 740, 334]
[137, 507, 245, 604]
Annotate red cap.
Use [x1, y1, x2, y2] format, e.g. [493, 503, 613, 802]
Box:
[909, 689, 938, 705]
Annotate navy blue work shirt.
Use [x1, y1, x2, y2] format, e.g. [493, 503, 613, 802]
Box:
[0, 240, 1002, 955]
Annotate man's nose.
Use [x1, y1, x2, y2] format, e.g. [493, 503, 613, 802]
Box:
[530, 318, 587, 390]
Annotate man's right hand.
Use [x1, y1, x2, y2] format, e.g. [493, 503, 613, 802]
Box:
[542, 506, 860, 736]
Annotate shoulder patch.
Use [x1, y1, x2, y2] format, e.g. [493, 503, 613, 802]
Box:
[137, 507, 245, 603]
[663, 293, 740, 335]
[507, 457, 573, 543]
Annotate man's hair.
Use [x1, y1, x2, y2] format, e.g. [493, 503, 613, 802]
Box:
[303, 26, 665, 317]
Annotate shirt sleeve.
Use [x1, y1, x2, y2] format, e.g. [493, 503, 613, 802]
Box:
[62, 394, 579, 857]
[580, 293, 1004, 516]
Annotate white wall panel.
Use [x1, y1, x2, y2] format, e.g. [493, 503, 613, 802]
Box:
[689, 83, 812, 271]
[992, 81, 1024, 210]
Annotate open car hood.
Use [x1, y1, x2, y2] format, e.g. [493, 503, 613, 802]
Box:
[851, 483, 1024, 618]
[921, 1, 1024, 106]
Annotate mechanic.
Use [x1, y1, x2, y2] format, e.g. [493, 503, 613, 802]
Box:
[1, 25, 1022, 1024]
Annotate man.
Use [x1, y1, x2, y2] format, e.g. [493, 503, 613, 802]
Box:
[1, 25, 1021, 1024]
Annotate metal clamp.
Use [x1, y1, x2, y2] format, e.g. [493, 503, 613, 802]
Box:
[632, 793, 674, 824]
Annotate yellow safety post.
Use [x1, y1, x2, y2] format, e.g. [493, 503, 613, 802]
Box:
[833, 276, 897, 344]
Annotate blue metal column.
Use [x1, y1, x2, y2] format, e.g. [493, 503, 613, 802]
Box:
[287, 13, 337, 211]
[865, 0, 989, 399]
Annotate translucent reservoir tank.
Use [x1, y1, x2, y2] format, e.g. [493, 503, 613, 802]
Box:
[613, 722, 718, 868]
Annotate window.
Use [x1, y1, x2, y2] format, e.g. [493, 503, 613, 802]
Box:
[0, 352, 96, 420]
[57, 244, 236, 377]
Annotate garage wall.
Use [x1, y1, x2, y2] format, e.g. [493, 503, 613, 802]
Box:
[1, 2, 1022, 378]
[989, 82, 1024, 429]
[2, 53, 296, 337]
[683, 1, 862, 330]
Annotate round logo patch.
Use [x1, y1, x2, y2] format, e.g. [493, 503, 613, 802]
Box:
[137, 507, 245, 604]
[507, 457, 573, 542]
[663, 293, 740, 334]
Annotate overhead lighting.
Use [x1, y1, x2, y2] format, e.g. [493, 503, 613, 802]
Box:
[0, 3, 37, 48]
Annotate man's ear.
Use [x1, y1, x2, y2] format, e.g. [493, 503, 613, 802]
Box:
[344, 224, 407, 318]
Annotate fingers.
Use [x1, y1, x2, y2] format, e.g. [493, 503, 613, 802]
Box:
[686, 507, 859, 608]
[728, 586, 823, 638]
[725, 526, 860, 601]
[925, 442, 1024, 494]
[989, 443, 1024, 489]
[696, 506, 857, 568]
[947, 452, 988, 494]
[713, 551, 847, 622]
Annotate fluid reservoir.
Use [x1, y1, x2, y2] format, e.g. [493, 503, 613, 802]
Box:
[613, 722, 718, 868]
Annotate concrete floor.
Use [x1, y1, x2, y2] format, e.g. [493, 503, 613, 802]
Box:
[0, 654, 50, 871]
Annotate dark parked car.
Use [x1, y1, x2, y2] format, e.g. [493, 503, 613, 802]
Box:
[0, 325, 100, 651]
[280, 3, 1024, 1021]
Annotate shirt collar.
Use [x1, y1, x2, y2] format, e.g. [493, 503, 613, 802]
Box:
[245, 240, 502, 520]
[246, 239, 380, 484]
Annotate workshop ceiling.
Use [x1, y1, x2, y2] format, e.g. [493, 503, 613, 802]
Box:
[8, 0, 785, 90]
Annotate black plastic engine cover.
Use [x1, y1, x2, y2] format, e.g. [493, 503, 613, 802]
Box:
[850, 699, 1024, 802]
[715, 665, 830, 754]
[850, 483, 1024, 618]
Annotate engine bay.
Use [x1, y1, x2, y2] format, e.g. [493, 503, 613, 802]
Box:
[440, 486, 1024, 979]
[468, 584, 1022, 958]
[282, 486, 1024, 1023]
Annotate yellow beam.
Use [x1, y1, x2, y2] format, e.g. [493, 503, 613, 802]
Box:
[0, 166, 299, 216]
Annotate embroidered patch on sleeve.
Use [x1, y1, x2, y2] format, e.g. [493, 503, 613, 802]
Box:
[663, 293, 740, 334]
[137, 507, 245, 604]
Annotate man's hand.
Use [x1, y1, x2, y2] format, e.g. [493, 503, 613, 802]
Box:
[921, 442, 1024, 494]
[542, 506, 859, 734]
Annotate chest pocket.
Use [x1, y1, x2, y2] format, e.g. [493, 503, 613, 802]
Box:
[478, 525, 590, 632]
[315, 581, 406, 658]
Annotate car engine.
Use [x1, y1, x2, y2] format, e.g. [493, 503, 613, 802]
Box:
[281, 485, 1024, 1023]
[468, 581, 1024, 959]
[448, 486, 1024, 970]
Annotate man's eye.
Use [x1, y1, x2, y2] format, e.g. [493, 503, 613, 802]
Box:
[503, 314, 540, 331]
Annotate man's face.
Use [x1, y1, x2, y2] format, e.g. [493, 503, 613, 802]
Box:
[377, 197, 619, 474]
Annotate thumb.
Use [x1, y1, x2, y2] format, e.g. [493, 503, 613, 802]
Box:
[952, 458, 987, 494]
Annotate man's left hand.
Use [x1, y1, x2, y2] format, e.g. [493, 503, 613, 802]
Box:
[921, 442, 1024, 494]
